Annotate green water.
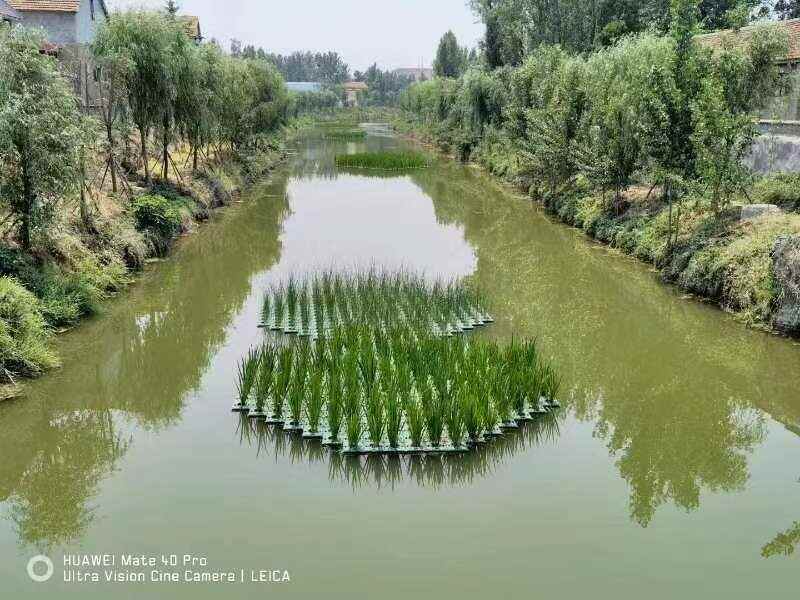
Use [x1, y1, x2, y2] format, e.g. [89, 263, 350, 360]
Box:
[1, 128, 798, 598]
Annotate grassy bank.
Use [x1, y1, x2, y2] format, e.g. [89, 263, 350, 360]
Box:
[395, 116, 800, 337]
[0, 120, 307, 397]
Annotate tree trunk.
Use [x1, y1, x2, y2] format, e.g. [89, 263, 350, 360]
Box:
[20, 155, 33, 251]
[193, 143, 198, 172]
[162, 114, 170, 182]
[80, 155, 90, 229]
[104, 108, 118, 193]
[140, 125, 150, 184]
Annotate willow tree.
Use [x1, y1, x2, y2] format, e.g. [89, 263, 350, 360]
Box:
[182, 43, 224, 172]
[0, 27, 83, 250]
[94, 11, 176, 184]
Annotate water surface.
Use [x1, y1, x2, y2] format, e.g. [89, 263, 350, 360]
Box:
[1, 129, 798, 598]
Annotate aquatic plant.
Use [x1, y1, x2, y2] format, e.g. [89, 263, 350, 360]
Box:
[254, 344, 277, 413]
[238, 270, 563, 454]
[445, 388, 466, 448]
[288, 344, 309, 425]
[326, 368, 344, 442]
[383, 368, 404, 449]
[365, 385, 385, 447]
[324, 128, 366, 140]
[272, 347, 294, 419]
[334, 151, 429, 170]
[235, 347, 260, 407]
[306, 370, 324, 433]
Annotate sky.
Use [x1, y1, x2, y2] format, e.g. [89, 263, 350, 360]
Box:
[108, 0, 485, 72]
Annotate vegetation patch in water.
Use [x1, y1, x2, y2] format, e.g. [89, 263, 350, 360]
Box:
[324, 129, 367, 140]
[237, 269, 559, 454]
[233, 326, 561, 453]
[335, 151, 429, 170]
[259, 269, 492, 338]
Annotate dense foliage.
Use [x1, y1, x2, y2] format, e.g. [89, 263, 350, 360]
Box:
[401, 2, 793, 327]
[237, 47, 350, 85]
[0, 10, 296, 382]
[468, 0, 778, 59]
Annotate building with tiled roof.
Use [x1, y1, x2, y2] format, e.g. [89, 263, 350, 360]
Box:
[180, 14, 202, 44]
[696, 18, 800, 63]
[697, 19, 800, 123]
[7, 0, 108, 46]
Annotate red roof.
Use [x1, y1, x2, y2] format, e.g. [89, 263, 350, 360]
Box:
[696, 18, 800, 62]
[7, 0, 79, 11]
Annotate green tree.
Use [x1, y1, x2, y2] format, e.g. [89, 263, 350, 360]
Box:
[434, 31, 468, 78]
[94, 11, 177, 184]
[0, 27, 84, 250]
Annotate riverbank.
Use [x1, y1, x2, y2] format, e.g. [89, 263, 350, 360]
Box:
[394, 117, 800, 339]
[0, 119, 309, 397]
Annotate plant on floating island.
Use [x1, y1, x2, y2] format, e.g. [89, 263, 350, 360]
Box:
[235, 347, 260, 409]
[324, 128, 367, 140]
[305, 370, 324, 434]
[334, 150, 429, 170]
[326, 366, 344, 443]
[272, 347, 293, 420]
[287, 343, 309, 426]
[253, 343, 277, 415]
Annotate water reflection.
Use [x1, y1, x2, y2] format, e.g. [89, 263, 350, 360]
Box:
[4, 409, 129, 551]
[0, 178, 291, 549]
[762, 520, 800, 558]
[407, 147, 800, 528]
[0, 127, 798, 569]
[234, 410, 563, 491]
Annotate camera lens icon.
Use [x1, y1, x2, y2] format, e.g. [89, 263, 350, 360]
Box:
[27, 555, 54, 583]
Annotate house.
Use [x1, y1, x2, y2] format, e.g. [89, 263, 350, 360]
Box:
[7, 0, 109, 108]
[343, 81, 368, 107]
[393, 67, 433, 82]
[696, 18, 800, 123]
[180, 14, 202, 44]
[0, 0, 21, 24]
[7, 0, 108, 46]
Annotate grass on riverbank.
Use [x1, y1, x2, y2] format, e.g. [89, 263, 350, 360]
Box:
[397, 116, 800, 336]
[0, 121, 307, 392]
[335, 151, 429, 170]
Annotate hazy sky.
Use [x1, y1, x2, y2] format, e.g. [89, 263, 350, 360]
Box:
[109, 1, 484, 72]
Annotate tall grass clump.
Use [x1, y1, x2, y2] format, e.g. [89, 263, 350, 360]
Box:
[335, 151, 429, 170]
[324, 129, 367, 140]
[260, 269, 491, 339]
[253, 344, 276, 415]
[235, 347, 260, 408]
[239, 269, 562, 453]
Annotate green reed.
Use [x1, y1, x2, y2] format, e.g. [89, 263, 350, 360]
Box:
[254, 344, 277, 413]
[288, 344, 308, 425]
[326, 368, 344, 442]
[236, 347, 260, 407]
[324, 128, 366, 140]
[272, 346, 294, 419]
[306, 370, 324, 433]
[365, 385, 385, 447]
[334, 151, 429, 170]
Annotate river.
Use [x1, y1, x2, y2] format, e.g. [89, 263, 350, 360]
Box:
[1, 126, 798, 598]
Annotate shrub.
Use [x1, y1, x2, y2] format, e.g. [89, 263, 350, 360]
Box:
[131, 194, 182, 243]
[0, 276, 57, 377]
[752, 173, 800, 211]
